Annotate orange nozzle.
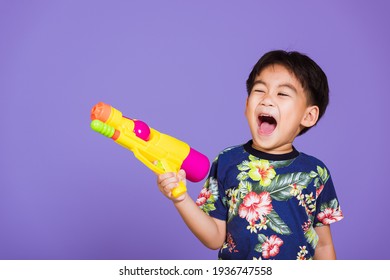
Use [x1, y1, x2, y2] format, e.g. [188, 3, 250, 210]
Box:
[91, 102, 112, 122]
[112, 129, 120, 140]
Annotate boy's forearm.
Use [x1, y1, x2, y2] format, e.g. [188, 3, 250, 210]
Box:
[173, 194, 226, 250]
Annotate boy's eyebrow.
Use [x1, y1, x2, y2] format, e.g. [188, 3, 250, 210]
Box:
[253, 79, 297, 93]
[253, 80, 266, 87]
[279, 83, 297, 93]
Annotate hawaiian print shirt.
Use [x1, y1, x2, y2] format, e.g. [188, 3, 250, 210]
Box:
[196, 141, 343, 260]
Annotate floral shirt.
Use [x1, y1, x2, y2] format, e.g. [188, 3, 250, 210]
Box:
[196, 140, 343, 260]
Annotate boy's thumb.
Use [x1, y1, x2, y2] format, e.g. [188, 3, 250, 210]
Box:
[177, 169, 186, 181]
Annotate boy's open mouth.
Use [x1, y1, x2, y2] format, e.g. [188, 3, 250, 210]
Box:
[258, 114, 277, 135]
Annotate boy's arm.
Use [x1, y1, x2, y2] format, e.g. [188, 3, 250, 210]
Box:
[174, 195, 226, 249]
[157, 170, 226, 250]
[313, 225, 336, 260]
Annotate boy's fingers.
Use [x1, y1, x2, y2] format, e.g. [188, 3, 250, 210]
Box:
[156, 170, 187, 200]
[158, 175, 179, 193]
[157, 172, 176, 184]
[163, 185, 174, 193]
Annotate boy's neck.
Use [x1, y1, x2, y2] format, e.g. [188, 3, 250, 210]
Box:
[251, 141, 294, 155]
[244, 140, 299, 161]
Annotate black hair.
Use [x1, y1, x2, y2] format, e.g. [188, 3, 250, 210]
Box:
[246, 50, 329, 135]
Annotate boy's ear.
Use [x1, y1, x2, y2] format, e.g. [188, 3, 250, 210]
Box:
[301, 105, 319, 128]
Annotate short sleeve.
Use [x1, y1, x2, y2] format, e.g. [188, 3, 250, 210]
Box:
[313, 166, 344, 227]
[195, 156, 228, 221]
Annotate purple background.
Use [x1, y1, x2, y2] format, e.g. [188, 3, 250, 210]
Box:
[1, 0, 389, 260]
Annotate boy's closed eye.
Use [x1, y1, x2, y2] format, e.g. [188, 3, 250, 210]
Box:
[253, 88, 265, 93]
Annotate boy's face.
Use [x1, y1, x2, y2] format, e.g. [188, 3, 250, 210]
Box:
[245, 64, 319, 154]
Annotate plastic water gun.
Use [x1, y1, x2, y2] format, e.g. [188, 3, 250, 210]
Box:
[90, 102, 210, 197]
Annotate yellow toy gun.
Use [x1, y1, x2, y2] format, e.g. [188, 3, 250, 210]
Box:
[90, 102, 210, 197]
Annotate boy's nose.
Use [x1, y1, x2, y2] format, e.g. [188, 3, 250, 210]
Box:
[260, 94, 274, 107]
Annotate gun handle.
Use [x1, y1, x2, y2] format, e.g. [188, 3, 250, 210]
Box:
[154, 159, 187, 198]
[172, 181, 187, 198]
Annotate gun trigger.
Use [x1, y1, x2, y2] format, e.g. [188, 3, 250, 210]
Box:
[158, 159, 173, 172]
[133, 148, 163, 175]
[154, 160, 166, 172]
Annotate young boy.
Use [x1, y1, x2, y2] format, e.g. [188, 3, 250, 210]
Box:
[157, 50, 344, 260]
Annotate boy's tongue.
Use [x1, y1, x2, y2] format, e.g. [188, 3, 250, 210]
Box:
[259, 121, 276, 135]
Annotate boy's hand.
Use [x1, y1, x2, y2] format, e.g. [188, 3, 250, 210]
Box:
[157, 170, 187, 202]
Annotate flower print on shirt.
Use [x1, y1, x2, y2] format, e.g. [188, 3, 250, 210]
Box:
[247, 158, 276, 186]
[238, 191, 273, 225]
[196, 177, 219, 215]
[220, 232, 239, 254]
[296, 246, 311, 260]
[261, 235, 283, 259]
[255, 234, 284, 259]
[316, 199, 343, 226]
[196, 188, 211, 206]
